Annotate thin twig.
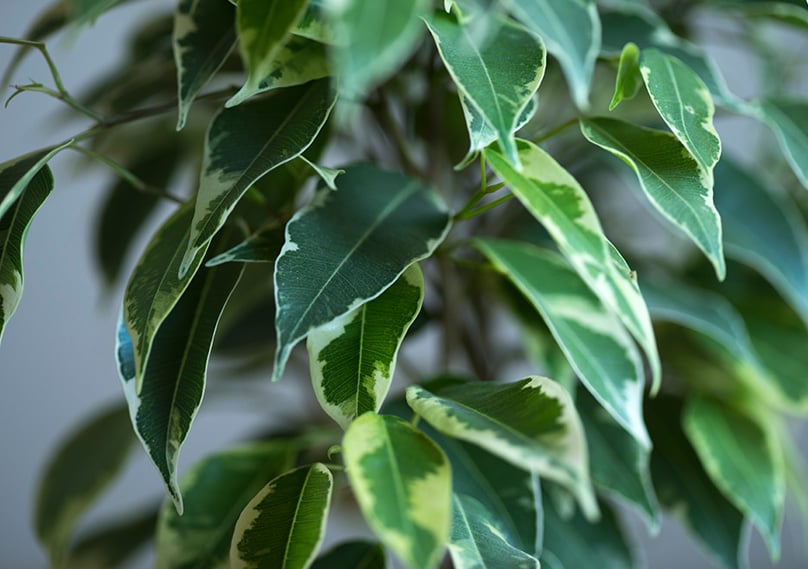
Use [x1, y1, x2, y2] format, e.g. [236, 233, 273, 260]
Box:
[532, 117, 580, 145]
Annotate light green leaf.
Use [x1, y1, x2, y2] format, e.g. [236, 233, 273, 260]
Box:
[155, 442, 297, 569]
[484, 139, 661, 391]
[0, 142, 70, 219]
[205, 225, 284, 267]
[580, 117, 726, 279]
[300, 155, 343, 190]
[343, 413, 451, 569]
[66, 508, 157, 569]
[406, 377, 598, 520]
[308, 265, 424, 429]
[292, 0, 333, 44]
[426, 12, 546, 169]
[70, 0, 125, 24]
[273, 165, 450, 381]
[230, 463, 333, 569]
[720, 2, 808, 30]
[609, 42, 642, 110]
[311, 541, 386, 569]
[0, 166, 54, 344]
[182, 78, 336, 277]
[757, 98, 808, 189]
[248, 37, 330, 96]
[35, 403, 135, 568]
[504, 0, 601, 109]
[326, 0, 429, 100]
[227, 0, 310, 107]
[477, 239, 649, 447]
[684, 398, 785, 558]
[449, 494, 540, 569]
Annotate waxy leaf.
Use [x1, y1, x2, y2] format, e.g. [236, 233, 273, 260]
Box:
[293, 0, 332, 43]
[449, 494, 540, 569]
[35, 403, 135, 568]
[311, 541, 386, 569]
[182, 78, 336, 276]
[230, 463, 333, 569]
[308, 265, 424, 429]
[273, 165, 450, 381]
[426, 12, 546, 169]
[0, 142, 70, 219]
[580, 117, 726, 279]
[249, 37, 330, 96]
[757, 98, 808, 189]
[67, 508, 158, 569]
[406, 377, 598, 520]
[0, 166, 54, 344]
[478, 240, 649, 447]
[173, 0, 237, 130]
[484, 140, 661, 390]
[684, 398, 785, 558]
[156, 442, 297, 569]
[343, 413, 451, 569]
[504, 0, 601, 109]
[609, 42, 642, 110]
[205, 225, 284, 267]
[228, 0, 309, 107]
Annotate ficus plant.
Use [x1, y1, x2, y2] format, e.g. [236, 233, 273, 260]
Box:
[2, 0, 808, 567]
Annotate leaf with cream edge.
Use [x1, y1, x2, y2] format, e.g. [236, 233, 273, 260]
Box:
[610, 42, 642, 110]
[227, 0, 309, 107]
[273, 165, 450, 382]
[426, 12, 546, 169]
[757, 98, 808, 189]
[155, 442, 297, 569]
[580, 118, 726, 279]
[342, 413, 451, 569]
[248, 37, 330, 96]
[406, 377, 598, 520]
[205, 225, 285, 267]
[308, 265, 424, 429]
[173, 0, 237, 130]
[230, 463, 333, 569]
[0, 141, 70, 219]
[292, 0, 333, 44]
[484, 140, 661, 392]
[684, 398, 785, 559]
[311, 541, 386, 569]
[503, 0, 601, 110]
[477, 239, 649, 447]
[181, 78, 336, 277]
[449, 494, 540, 569]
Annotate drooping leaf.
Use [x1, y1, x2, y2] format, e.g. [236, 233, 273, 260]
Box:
[406, 377, 598, 520]
[181, 78, 336, 277]
[173, 0, 237, 130]
[342, 413, 451, 569]
[477, 239, 649, 447]
[205, 225, 285, 267]
[273, 164, 450, 381]
[308, 265, 423, 429]
[155, 442, 297, 569]
[580, 117, 726, 279]
[35, 403, 136, 568]
[426, 12, 546, 169]
[757, 98, 808, 189]
[484, 139, 661, 390]
[504, 0, 601, 109]
[683, 398, 785, 558]
[0, 166, 54, 344]
[310, 540, 386, 569]
[67, 508, 158, 569]
[227, 0, 310, 107]
[609, 42, 642, 109]
[0, 142, 70, 219]
[449, 494, 540, 569]
[230, 463, 333, 569]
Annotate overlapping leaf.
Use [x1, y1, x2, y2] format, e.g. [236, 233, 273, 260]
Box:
[406, 377, 598, 519]
[757, 98, 808, 189]
[311, 541, 386, 569]
[205, 225, 285, 267]
[273, 164, 450, 381]
[66, 508, 158, 569]
[247, 37, 330, 96]
[292, 0, 333, 44]
[0, 143, 70, 219]
[342, 413, 451, 569]
[609, 42, 642, 109]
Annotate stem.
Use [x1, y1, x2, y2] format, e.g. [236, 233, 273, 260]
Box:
[455, 193, 515, 220]
[532, 117, 579, 145]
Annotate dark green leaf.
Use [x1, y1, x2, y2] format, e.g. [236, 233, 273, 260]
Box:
[205, 225, 285, 267]
[311, 540, 386, 569]
[67, 508, 157, 569]
[0, 143, 70, 219]
[757, 98, 808, 189]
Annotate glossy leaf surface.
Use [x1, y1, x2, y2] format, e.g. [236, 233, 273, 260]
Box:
[609, 41, 642, 109]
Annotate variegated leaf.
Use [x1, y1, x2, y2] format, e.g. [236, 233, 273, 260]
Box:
[609, 42, 642, 110]
[247, 37, 329, 96]
[757, 98, 808, 189]
[308, 265, 423, 429]
[406, 377, 598, 520]
[273, 165, 450, 381]
[0, 142, 70, 219]
[230, 463, 333, 569]
[426, 12, 546, 169]
[343, 413, 451, 569]
[299, 156, 343, 190]
[292, 0, 333, 44]
[311, 540, 386, 569]
[205, 225, 285, 267]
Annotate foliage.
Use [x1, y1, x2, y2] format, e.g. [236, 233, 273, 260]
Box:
[2, 0, 808, 568]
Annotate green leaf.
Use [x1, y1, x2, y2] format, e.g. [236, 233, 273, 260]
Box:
[449, 494, 540, 569]
[343, 413, 451, 569]
[477, 239, 649, 447]
[719, 2, 808, 30]
[484, 139, 661, 391]
[504, 0, 601, 109]
[308, 265, 424, 429]
[70, 0, 125, 24]
[35, 403, 135, 568]
[205, 225, 285, 267]
[609, 42, 642, 110]
[299, 155, 343, 190]
[326, 0, 429, 100]
[155, 442, 297, 569]
[228, 0, 310, 107]
[0, 142, 70, 219]
[426, 12, 546, 169]
[273, 164, 450, 381]
[182, 78, 336, 277]
[67, 508, 157, 569]
[406, 377, 598, 520]
[292, 0, 333, 44]
[173, 0, 237, 130]
[230, 463, 333, 569]
[310, 541, 386, 569]
[683, 398, 785, 558]
[580, 117, 726, 279]
[757, 98, 808, 189]
[0, 166, 54, 344]
[248, 37, 330, 96]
